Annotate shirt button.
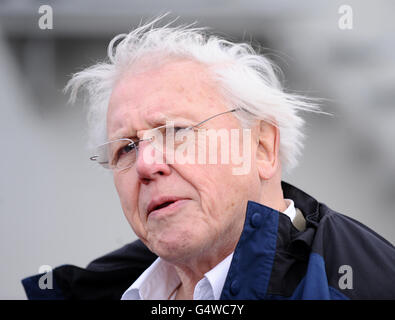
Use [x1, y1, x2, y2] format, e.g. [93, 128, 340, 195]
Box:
[230, 279, 240, 296]
[251, 212, 262, 228]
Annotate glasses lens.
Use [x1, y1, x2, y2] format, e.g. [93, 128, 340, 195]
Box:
[92, 139, 137, 170]
[145, 126, 195, 156]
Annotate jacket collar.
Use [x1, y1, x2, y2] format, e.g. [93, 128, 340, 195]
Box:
[220, 181, 321, 299]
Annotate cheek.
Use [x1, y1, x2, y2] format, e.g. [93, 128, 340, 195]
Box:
[113, 173, 145, 237]
[198, 164, 258, 213]
[180, 163, 237, 216]
[114, 173, 133, 209]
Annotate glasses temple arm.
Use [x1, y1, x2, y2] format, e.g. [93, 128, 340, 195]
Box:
[187, 108, 238, 129]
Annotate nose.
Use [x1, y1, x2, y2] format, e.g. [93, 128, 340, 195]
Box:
[135, 140, 171, 184]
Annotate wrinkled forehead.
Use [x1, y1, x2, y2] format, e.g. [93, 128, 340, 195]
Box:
[106, 60, 228, 139]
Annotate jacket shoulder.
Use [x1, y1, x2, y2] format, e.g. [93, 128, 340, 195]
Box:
[312, 204, 395, 299]
[22, 240, 157, 300]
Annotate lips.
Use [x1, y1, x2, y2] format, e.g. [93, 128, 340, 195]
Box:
[146, 196, 187, 216]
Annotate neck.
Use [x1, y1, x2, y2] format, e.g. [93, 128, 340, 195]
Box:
[170, 242, 235, 300]
[174, 280, 194, 300]
[172, 264, 205, 300]
[258, 176, 287, 213]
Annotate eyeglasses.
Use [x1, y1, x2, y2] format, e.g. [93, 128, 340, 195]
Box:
[90, 108, 238, 170]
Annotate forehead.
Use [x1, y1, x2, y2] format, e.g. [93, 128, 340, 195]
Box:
[107, 60, 226, 139]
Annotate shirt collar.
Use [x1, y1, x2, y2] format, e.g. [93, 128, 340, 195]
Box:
[194, 252, 234, 300]
[283, 198, 296, 222]
[121, 257, 180, 300]
[121, 253, 233, 300]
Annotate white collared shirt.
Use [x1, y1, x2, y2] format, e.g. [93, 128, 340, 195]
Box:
[121, 199, 296, 300]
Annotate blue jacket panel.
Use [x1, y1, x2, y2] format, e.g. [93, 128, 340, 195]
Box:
[220, 200, 350, 299]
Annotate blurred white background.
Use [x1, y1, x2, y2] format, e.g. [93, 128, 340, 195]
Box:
[0, 0, 394, 299]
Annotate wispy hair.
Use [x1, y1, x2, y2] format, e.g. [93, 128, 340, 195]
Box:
[65, 14, 322, 172]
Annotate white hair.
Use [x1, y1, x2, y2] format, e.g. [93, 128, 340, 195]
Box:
[65, 15, 320, 172]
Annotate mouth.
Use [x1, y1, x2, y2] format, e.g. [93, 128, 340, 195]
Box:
[147, 196, 188, 217]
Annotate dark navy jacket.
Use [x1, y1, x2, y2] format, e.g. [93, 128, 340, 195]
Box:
[22, 182, 395, 299]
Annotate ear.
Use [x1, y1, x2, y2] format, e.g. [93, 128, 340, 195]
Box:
[256, 120, 280, 181]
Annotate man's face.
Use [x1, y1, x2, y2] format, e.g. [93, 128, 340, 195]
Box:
[107, 60, 261, 264]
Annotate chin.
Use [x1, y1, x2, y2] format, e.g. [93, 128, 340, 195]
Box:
[148, 230, 201, 263]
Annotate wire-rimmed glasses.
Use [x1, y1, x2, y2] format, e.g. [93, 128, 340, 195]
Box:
[89, 108, 238, 170]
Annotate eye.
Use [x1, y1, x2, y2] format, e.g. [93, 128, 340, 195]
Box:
[174, 126, 187, 133]
[155, 126, 189, 137]
[118, 142, 136, 157]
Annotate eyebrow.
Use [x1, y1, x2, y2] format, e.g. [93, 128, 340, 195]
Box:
[108, 115, 195, 141]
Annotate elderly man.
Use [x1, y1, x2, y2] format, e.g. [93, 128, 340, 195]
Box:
[22, 19, 395, 300]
